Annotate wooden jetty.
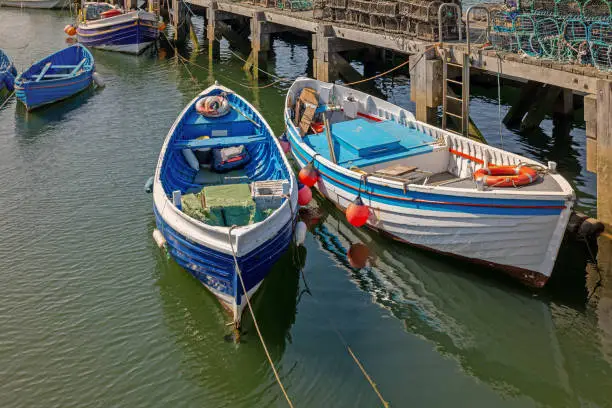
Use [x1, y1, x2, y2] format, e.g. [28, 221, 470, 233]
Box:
[156, 1, 611, 240]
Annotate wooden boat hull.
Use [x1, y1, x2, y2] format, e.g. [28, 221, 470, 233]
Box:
[153, 84, 298, 326]
[0, 0, 67, 8]
[285, 77, 574, 287]
[14, 44, 94, 110]
[77, 11, 159, 55]
[0, 49, 17, 94]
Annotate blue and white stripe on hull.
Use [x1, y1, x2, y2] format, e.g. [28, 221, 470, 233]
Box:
[153, 83, 298, 326]
[77, 10, 159, 55]
[285, 77, 574, 287]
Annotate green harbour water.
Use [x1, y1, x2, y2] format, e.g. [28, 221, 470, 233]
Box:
[0, 8, 611, 407]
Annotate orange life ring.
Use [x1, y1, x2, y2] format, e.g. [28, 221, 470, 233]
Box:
[195, 95, 230, 118]
[474, 165, 538, 187]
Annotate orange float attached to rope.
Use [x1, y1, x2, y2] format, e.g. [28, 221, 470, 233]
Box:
[474, 165, 539, 187]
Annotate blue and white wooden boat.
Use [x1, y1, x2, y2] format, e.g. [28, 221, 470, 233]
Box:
[14, 44, 94, 111]
[153, 82, 298, 328]
[0, 49, 17, 95]
[286, 77, 575, 287]
[0, 0, 67, 8]
[77, 3, 160, 55]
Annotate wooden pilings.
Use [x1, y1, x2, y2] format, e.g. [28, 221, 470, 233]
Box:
[409, 55, 441, 124]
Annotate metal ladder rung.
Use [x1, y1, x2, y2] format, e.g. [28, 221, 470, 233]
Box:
[446, 95, 462, 102]
[446, 79, 463, 86]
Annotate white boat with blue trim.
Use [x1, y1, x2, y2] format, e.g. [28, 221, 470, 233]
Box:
[153, 83, 298, 328]
[285, 77, 575, 287]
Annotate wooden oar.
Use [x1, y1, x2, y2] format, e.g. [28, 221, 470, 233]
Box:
[323, 111, 337, 164]
[228, 102, 261, 128]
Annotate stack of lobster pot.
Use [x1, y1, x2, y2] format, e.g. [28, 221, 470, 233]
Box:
[397, 0, 461, 40]
[370, 1, 400, 33]
[346, 0, 372, 27]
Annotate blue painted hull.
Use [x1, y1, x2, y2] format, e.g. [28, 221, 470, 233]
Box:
[0, 49, 17, 93]
[77, 14, 159, 54]
[14, 44, 94, 110]
[153, 84, 298, 324]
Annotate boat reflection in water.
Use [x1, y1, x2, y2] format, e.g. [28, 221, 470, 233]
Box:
[310, 198, 612, 407]
[154, 241, 300, 405]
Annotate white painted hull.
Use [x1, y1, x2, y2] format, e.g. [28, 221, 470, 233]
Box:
[0, 0, 66, 8]
[91, 41, 154, 55]
[286, 77, 575, 287]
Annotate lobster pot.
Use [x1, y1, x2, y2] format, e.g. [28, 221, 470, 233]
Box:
[347, 0, 370, 12]
[400, 16, 417, 36]
[515, 14, 542, 56]
[370, 14, 385, 29]
[398, 0, 442, 23]
[333, 7, 348, 21]
[385, 16, 401, 33]
[346, 9, 361, 24]
[315, 6, 334, 19]
[256, 0, 275, 7]
[535, 17, 561, 58]
[358, 11, 370, 27]
[561, 19, 589, 62]
[491, 31, 520, 52]
[370, 0, 398, 17]
[582, 0, 612, 18]
[251, 180, 290, 211]
[554, 0, 582, 16]
[590, 21, 612, 70]
[330, 0, 348, 8]
[491, 10, 516, 33]
[591, 42, 612, 70]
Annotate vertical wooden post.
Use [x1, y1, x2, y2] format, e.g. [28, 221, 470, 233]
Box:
[248, 12, 270, 79]
[597, 80, 612, 228]
[206, 4, 220, 62]
[584, 93, 598, 174]
[410, 54, 441, 125]
[312, 24, 336, 83]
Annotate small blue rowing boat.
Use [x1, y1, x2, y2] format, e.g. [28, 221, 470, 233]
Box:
[14, 44, 94, 111]
[0, 49, 17, 95]
[153, 82, 298, 329]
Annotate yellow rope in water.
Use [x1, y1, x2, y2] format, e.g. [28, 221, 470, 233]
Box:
[344, 44, 439, 86]
[227, 226, 295, 408]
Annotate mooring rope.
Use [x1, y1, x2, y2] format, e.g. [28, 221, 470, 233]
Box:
[227, 226, 295, 408]
[0, 91, 15, 110]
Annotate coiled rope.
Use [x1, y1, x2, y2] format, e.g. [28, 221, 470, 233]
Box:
[227, 226, 295, 408]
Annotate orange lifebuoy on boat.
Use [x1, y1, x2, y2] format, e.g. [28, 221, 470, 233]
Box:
[474, 165, 538, 187]
[195, 95, 230, 118]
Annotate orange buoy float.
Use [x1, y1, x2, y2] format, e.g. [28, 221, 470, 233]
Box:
[158, 21, 167, 31]
[101, 9, 122, 18]
[297, 184, 312, 206]
[347, 243, 369, 269]
[346, 196, 370, 227]
[66, 26, 77, 36]
[298, 162, 319, 187]
[64, 24, 72, 34]
[474, 165, 538, 187]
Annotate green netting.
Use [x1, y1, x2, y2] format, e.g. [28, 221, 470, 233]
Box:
[203, 184, 256, 226]
[181, 193, 224, 226]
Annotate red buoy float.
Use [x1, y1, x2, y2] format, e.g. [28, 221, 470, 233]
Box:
[347, 243, 370, 269]
[298, 162, 319, 187]
[279, 133, 290, 154]
[298, 184, 312, 206]
[346, 196, 370, 227]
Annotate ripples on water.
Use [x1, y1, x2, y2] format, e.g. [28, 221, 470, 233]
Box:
[0, 8, 610, 408]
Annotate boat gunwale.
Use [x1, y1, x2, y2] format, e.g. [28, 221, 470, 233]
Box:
[14, 44, 94, 87]
[285, 77, 575, 204]
[153, 83, 298, 252]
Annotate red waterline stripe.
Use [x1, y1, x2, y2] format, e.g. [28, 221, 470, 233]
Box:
[357, 112, 383, 122]
[291, 141, 566, 210]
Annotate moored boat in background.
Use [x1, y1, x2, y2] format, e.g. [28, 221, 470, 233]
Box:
[0, 49, 17, 95]
[0, 0, 67, 8]
[285, 77, 575, 287]
[153, 82, 298, 329]
[14, 44, 94, 110]
[76, 2, 160, 55]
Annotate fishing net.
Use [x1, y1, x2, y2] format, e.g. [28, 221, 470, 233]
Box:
[582, 0, 611, 18]
[515, 14, 543, 55]
[535, 17, 561, 58]
[554, 0, 582, 16]
[590, 21, 612, 69]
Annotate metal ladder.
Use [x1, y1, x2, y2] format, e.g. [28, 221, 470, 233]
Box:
[442, 53, 470, 136]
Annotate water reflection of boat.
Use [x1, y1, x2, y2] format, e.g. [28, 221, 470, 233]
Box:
[309, 199, 611, 407]
[155, 245, 300, 405]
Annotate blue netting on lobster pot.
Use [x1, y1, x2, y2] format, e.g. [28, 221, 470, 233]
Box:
[535, 17, 561, 58]
[561, 19, 590, 62]
[491, 10, 517, 33]
[515, 14, 543, 55]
